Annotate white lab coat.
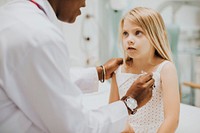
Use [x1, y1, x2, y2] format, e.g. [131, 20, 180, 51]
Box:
[0, 0, 128, 133]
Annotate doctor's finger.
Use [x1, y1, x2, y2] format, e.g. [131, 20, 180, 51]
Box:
[139, 73, 153, 82]
[145, 78, 155, 88]
[115, 58, 123, 65]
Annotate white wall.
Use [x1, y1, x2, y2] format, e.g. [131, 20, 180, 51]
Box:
[0, 0, 7, 5]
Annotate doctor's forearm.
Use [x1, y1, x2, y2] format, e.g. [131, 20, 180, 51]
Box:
[70, 67, 99, 93]
[85, 101, 128, 133]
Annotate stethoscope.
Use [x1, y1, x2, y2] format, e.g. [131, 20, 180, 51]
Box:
[29, 0, 46, 15]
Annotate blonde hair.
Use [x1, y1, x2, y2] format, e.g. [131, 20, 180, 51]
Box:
[119, 7, 173, 62]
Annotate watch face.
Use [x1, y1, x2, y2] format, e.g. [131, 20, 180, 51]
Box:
[126, 97, 138, 110]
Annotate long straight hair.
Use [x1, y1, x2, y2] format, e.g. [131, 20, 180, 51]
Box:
[119, 7, 173, 62]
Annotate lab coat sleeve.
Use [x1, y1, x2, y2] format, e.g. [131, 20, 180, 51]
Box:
[4, 27, 128, 133]
[70, 67, 99, 93]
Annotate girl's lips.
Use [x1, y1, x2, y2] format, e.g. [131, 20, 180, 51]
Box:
[127, 47, 136, 50]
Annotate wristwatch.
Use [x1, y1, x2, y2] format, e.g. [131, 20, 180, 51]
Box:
[122, 96, 138, 115]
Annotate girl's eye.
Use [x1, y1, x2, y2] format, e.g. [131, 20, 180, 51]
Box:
[135, 30, 142, 36]
[122, 31, 129, 37]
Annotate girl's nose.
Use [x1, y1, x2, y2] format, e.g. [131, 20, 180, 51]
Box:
[127, 39, 135, 45]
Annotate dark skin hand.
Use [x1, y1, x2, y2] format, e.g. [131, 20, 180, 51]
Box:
[96, 58, 123, 81]
[125, 73, 154, 109]
[96, 58, 154, 112]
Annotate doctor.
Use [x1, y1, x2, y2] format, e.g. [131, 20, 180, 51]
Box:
[0, 0, 154, 133]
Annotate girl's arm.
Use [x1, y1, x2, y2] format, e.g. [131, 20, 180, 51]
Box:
[157, 62, 180, 133]
[109, 73, 120, 103]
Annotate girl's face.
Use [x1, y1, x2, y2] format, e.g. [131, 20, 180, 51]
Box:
[122, 18, 154, 60]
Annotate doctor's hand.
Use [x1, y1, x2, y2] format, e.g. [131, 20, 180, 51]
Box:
[96, 58, 123, 82]
[124, 73, 154, 109]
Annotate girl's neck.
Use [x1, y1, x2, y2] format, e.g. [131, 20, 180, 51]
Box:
[124, 56, 164, 74]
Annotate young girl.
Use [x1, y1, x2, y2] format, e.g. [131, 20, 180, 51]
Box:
[109, 7, 180, 133]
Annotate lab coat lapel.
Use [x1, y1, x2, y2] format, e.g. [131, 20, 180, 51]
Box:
[34, 0, 63, 31]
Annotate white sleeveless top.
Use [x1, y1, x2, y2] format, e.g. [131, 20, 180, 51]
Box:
[116, 61, 169, 133]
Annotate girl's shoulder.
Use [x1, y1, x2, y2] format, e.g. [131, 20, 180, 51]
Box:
[154, 60, 173, 73]
[160, 61, 175, 72]
[157, 60, 177, 82]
